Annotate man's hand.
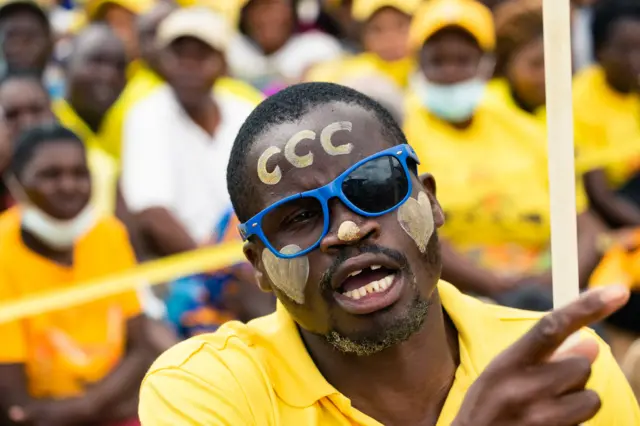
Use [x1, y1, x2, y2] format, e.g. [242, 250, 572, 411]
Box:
[453, 284, 630, 426]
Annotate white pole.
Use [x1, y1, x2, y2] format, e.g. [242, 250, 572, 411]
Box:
[542, 0, 580, 308]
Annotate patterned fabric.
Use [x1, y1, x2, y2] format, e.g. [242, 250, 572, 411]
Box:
[165, 210, 248, 338]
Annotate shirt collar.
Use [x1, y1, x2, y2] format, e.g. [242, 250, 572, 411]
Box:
[262, 281, 518, 408]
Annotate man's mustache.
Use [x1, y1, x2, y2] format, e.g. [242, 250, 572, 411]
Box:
[319, 244, 408, 292]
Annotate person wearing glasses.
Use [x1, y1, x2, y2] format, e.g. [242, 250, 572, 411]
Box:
[139, 82, 639, 425]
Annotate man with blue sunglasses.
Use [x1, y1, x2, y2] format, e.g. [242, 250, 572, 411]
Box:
[140, 82, 639, 425]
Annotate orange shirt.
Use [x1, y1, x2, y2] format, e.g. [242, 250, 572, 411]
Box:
[0, 208, 141, 398]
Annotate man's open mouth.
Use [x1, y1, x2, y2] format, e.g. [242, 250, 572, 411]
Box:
[337, 265, 398, 300]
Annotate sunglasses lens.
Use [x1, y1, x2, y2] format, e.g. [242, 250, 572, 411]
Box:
[342, 155, 409, 213]
[261, 196, 324, 254]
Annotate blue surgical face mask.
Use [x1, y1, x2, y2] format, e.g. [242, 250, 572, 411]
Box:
[411, 73, 487, 123]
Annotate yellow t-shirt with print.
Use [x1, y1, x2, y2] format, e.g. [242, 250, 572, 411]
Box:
[0, 207, 141, 398]
[139, 281, 639, 425]
[306, 52, 416, 89]
[404, 95, 587, 277]
[53, 99, 119, 217]
[573, 65, 640, 183]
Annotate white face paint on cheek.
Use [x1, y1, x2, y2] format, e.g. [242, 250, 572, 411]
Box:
[320, 121, 353, 156]
[337, 220, 361, 242]
[261, 244, 310, 304]
[257, 146, 283, 185]
[396, 191, 435, 253]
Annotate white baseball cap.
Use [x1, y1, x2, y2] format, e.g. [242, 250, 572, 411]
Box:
[156, 7, 233, 53]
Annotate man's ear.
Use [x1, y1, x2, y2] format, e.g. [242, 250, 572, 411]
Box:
[418, 173, 445, 228]
[243, 241, 273, 293]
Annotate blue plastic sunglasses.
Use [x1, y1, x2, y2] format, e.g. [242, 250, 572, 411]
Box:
[238, 144, 420, 259]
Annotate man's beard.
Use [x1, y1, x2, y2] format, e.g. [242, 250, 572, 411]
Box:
[319, 233, 440, 356]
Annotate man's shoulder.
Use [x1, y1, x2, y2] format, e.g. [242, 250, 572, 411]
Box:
[145, 315, 277, 381]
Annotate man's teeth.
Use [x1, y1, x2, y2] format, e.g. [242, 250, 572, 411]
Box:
[342, 274, 394, 300]
[347, 265, 382, 277]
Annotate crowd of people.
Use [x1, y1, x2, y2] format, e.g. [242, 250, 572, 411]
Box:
[0, 0, 638, 424]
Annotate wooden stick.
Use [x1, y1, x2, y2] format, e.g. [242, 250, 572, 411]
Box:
[542, 0, 580, 308]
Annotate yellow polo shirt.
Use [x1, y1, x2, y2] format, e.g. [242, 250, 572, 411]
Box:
[53, 99, 120, 217]
[573, 65, 640, 182]
[139, 281, 638, 425]
[404, 96, 587, 277]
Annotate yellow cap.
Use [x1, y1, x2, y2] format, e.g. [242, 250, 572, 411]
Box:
[156, 7, 233, 53]
[85, 0, 156, 20]
[352, 0, 422, 22]
[178, 0, 245, 26]
[409, 0, 495, 52]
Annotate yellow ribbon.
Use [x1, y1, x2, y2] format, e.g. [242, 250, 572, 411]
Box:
[0, 241, 245, 324]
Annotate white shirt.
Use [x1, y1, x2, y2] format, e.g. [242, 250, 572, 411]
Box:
[121, 85, 254, 243]
[227, 31, 343, 88]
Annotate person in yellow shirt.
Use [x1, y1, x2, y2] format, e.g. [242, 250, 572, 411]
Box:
[403, 0, 604, 303]
[139, 81, 640, 425]
[306, 0, 420, 89]
[574, 0, 640, 229]
[487, 0, 546, 123]
[54, 23, 127, 217]
[0, 123, 157, 426]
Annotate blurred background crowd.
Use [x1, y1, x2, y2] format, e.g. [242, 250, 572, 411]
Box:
[0, 0, 639, 424]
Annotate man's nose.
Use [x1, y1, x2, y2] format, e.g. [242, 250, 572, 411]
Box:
[319, 200, 381, 253]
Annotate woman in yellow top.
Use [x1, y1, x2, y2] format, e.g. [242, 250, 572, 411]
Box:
[305, 0, 420, 89]
[0, 123, 157, 425]
[574, 0, 640, 229]
[403, 0, 604, 302]
[486, 0, 546, 124]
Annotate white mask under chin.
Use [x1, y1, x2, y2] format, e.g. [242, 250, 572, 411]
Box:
[21, 205, 97, 250]
[411, 72, 487, 123]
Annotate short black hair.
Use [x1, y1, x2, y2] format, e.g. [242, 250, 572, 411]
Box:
[591, 0, 640, 54]
[0, 2, 50, 31]
[227, 82, 408, 223]
[11, 123, 84, 178]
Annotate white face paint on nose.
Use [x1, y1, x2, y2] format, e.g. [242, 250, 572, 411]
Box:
[338, 220, 361, 242]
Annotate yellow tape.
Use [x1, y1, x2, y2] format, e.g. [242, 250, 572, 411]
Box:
[0, 241, 246, 324]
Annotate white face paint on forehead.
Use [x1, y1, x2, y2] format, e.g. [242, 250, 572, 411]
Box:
[397, 192, 434, 254]
[256, 121, 354, 185]
[262, 244, 310, 304]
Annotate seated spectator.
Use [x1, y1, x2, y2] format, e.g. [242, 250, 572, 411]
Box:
[574, 0, 640, 229]
[54, 23, 126, 216]
[0, 71, 57, 214]
[107, 1, 263, 163]
[0, 124, 156, 426]
[403, 0, 603, 301]
[488, 0, 546, 123]
[227, 0, 343, 92]
[0, 0, 63, 100]
[0, 71, 56, 144]
[307, 0, 421, 90]
[121, 7, 257, 257]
